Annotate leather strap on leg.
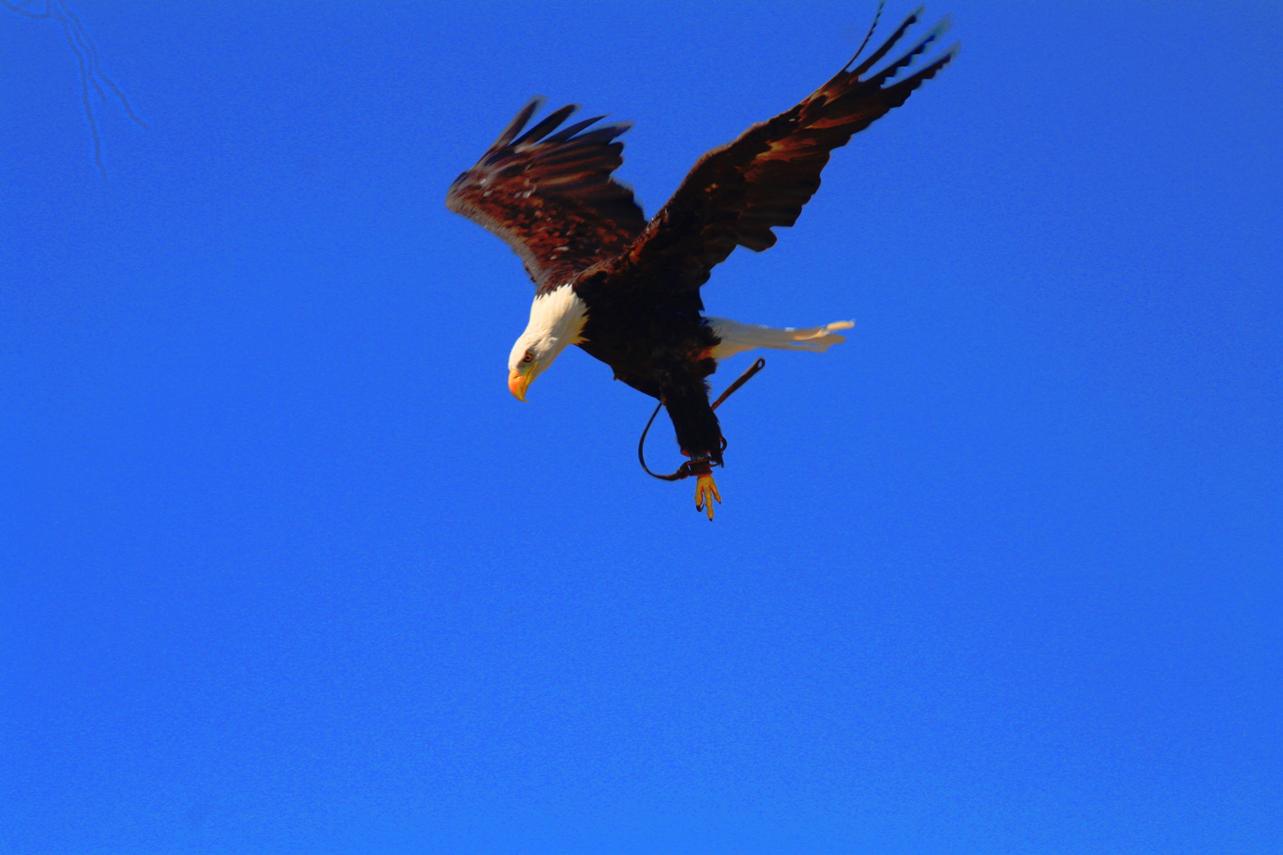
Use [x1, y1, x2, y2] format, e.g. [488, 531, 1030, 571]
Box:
[636, 358, 765, 482]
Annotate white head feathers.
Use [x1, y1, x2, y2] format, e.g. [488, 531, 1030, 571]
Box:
[507, 284, 589, 398]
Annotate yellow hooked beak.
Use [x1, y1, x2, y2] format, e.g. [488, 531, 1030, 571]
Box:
[508, 369, 531, 402]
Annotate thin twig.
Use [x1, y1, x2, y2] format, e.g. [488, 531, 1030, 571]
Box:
[4, 0, 146, 177]
[1, 0, 51, 20]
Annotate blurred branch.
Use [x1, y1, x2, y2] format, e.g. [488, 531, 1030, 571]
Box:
[3, 0, 146, 178]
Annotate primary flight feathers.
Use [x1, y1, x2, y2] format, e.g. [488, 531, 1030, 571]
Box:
[445, 102, 645, 291]
[446, 7, 956, 294]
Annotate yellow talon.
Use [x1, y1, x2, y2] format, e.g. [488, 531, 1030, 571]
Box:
[694, 472, 722, 521]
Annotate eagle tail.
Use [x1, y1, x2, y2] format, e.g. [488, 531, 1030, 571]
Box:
[708, 318, 854, 360]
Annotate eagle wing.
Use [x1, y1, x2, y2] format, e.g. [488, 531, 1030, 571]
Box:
[625, 7, 957, 291]
[446, 99, 647, 293]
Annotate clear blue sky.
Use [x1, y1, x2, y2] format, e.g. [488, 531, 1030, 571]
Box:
[3, 2, 1280, 852]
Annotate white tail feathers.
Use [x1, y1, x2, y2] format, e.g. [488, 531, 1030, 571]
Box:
[708, 318, 854, 360]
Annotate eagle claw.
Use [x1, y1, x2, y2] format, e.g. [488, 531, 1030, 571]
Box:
[694, 472, 721, 521]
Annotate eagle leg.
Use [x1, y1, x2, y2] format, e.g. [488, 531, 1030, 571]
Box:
[688, 457, 722, 521]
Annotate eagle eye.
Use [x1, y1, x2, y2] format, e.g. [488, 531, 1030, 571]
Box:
[521, 351, 534, 364]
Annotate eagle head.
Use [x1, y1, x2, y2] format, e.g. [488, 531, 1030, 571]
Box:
[507, 284, 588, 401]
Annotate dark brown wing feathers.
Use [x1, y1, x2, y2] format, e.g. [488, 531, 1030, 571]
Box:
[447, 8, 954, 295]
[446, 98, 646, 292]
[626, 7, 957, 290]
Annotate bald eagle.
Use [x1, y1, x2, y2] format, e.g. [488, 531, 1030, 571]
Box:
[446, 7, 956, 519]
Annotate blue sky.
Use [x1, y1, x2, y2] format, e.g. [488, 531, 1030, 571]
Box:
[2, 1, 1280, 852]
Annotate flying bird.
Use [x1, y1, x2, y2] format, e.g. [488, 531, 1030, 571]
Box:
[446, 6, 956, 519]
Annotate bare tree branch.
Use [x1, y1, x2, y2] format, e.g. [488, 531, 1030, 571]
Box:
[4, 0, 146, 178]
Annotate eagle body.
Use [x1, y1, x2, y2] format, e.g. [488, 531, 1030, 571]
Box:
[445, 6, 956, 517]
[572, 271, 725, 463]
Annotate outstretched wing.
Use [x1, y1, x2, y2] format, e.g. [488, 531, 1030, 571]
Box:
[446, 99, 647, 293]
[626, 7, 957, 291]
